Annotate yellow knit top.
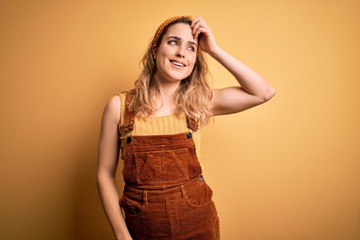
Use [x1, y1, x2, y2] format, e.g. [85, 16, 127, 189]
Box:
[118, 93, 202, 158]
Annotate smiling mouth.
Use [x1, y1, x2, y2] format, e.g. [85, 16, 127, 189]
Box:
[170, 60, 185, 67]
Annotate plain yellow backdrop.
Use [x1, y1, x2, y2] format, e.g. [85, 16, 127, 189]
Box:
[1, 0, 359, 239]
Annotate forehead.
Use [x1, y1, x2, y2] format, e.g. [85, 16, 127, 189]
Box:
[162, 23, 198, 44]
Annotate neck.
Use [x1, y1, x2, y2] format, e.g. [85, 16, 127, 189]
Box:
[153, 77, 181, 116]
[154, 76, 181, 98]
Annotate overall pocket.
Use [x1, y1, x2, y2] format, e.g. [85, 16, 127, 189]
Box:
[183, 178, 214, 208]
[133, 148, 190, 185]
[119, 192, 147, 216]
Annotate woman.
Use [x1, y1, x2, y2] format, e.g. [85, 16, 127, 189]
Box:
[97, 16, 275, 240]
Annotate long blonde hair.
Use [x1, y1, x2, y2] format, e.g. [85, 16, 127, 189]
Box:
[129, 16, 213, 126]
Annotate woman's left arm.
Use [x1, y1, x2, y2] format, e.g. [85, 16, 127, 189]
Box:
[192, 17, 276, 116]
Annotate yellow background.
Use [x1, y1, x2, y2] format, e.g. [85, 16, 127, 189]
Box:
[1, 0, 359, 239]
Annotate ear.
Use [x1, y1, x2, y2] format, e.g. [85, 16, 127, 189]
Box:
[152, 44, 158, 59]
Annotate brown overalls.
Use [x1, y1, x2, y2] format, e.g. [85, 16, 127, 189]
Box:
[118, 93, 220, 240]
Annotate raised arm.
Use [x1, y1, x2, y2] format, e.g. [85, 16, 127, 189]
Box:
[97, 96, 132, 240]
[191, 17, 276, 116]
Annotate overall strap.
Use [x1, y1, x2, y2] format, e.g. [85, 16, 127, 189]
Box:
[186, 116, 199, 132]
[123, 92, 136, 126]
[185, 116, 199, 139]
[118, 92, 135, 159]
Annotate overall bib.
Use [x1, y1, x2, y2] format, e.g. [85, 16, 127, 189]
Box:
[118, 93, 220, 240]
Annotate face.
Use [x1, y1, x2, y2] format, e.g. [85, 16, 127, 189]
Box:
[153, 23, 198, 84]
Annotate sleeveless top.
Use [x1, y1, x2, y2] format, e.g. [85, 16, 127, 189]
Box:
[117, 93, 202, 159]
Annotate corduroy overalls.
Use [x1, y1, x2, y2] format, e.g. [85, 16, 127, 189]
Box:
[118, 93, 220, 240]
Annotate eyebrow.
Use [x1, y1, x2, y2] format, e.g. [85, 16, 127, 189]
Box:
[167, 36, 198, 47]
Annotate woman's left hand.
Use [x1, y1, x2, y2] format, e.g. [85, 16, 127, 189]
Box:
[191, 16, 218, 54]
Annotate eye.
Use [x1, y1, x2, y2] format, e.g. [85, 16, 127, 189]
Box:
[187, 46, 196, 52]
[168, 40, 179, 46]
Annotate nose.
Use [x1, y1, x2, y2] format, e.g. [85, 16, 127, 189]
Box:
[175, 45, 185, 58]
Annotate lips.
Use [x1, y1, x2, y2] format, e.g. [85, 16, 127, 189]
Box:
[170, 60, 186, 67]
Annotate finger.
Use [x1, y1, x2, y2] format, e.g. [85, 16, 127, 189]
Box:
[192, 22, 201, 34]
[193, 23, 203, 39]
[192, 22, 207, 35]
[191, 17, 207, 32]
[191, 16, 202, 28]
[193, 26, 208, 39]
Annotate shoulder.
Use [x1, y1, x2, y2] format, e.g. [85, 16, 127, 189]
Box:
[102, 95, 121, 125]
[107, 95, 121, 109]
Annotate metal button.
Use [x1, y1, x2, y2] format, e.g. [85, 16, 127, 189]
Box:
[187, 132, 192, 138]
[199, 175, 204, 181]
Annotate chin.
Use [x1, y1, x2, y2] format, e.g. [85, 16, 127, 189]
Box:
[167, 74, 190, 82]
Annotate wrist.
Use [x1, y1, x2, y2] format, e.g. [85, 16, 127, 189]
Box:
[115, 231, 132, 240]
[207, 46, 223, 59]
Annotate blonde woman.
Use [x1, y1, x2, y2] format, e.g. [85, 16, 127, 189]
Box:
[97, 16, 275, 240]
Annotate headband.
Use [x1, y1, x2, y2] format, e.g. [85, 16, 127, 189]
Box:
[152, 15, 193, 47]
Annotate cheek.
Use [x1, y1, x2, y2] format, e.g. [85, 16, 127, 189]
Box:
[188, 56, 197, 69]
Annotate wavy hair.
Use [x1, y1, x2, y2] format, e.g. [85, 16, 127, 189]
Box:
[129, 16, 213, 126]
